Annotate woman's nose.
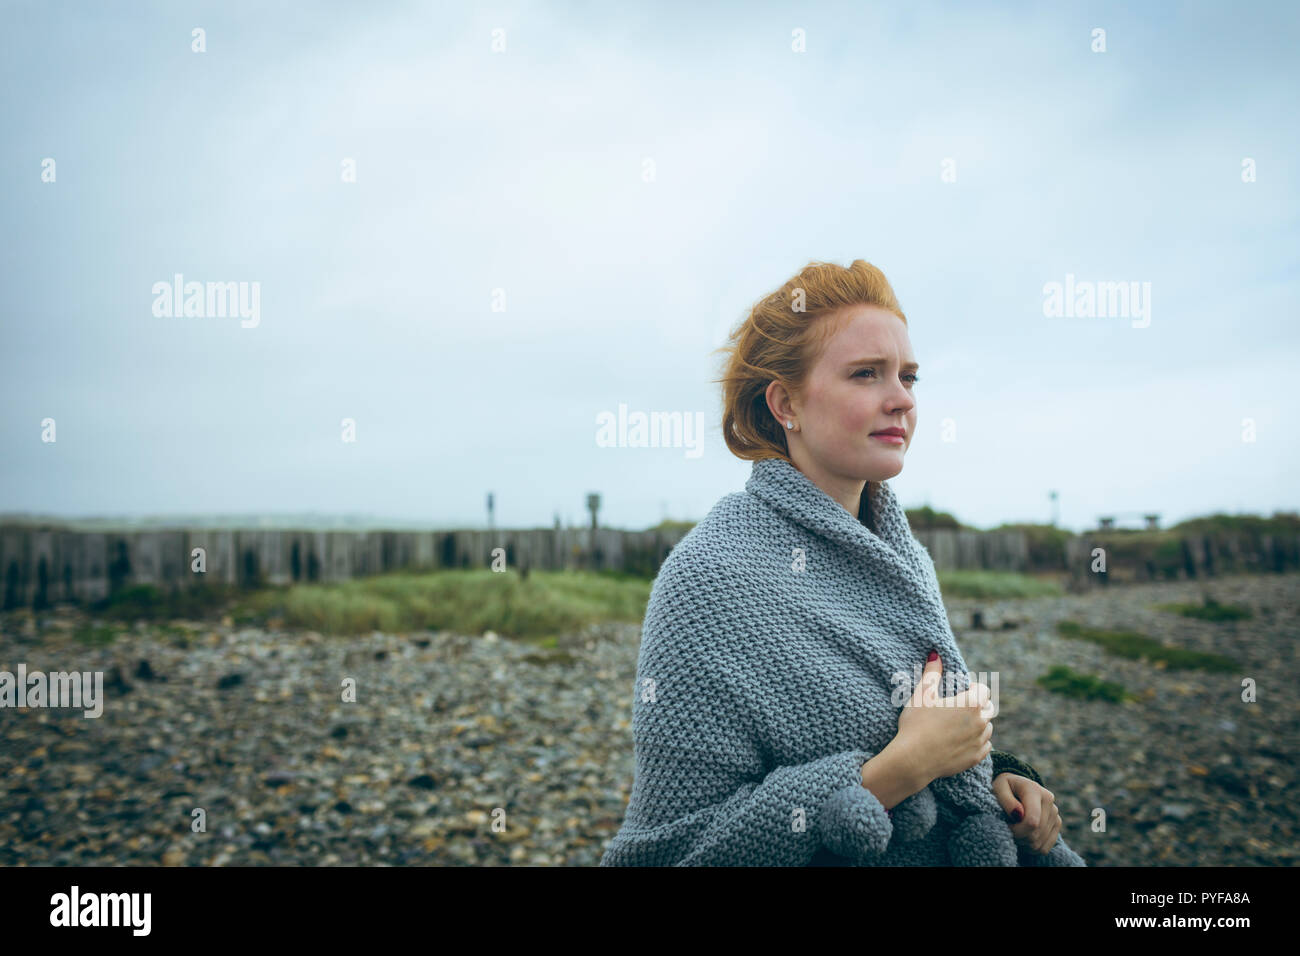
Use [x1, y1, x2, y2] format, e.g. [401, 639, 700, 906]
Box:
[889, 383, 915, 411]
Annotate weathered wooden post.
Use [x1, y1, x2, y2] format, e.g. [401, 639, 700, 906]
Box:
[586, 493, 601, 571]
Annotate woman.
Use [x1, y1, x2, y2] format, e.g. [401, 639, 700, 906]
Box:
[600, 259, 1084, 866]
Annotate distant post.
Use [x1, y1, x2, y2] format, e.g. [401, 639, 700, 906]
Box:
[587, 493, 602, 571]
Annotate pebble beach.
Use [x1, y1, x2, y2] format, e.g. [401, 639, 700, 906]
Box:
[1, 572, 1295, 866]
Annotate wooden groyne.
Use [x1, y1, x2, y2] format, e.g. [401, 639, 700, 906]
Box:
[1, 523, 1296, 610]
[0, 525, 685, 610]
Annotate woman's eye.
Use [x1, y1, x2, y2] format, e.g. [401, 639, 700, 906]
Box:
[855, 368, 920, 385]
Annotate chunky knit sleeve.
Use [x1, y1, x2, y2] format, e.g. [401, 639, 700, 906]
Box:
[990, 750, 1045, 787]
[599, 633, 895, 866]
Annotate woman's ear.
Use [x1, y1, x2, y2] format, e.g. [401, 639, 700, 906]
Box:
[763, 379, 788, 426]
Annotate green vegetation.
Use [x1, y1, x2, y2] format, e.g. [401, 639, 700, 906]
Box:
[905, 506, 965, 530]
[1154, 596, 1254, 622]
[989, 523, 1074, 571]
[1037, 665, 1133, 702]
[590, 568, 657, 584]
[229, 568, 652, 640]
[94, 583, 240, 622]
[936, 570, 1064, 599]
[1084, 510, 1300, 579]
[73, 624, 122, 646]
[1085, 529, 1191, 581]
[155, 622, 202, 648]
[520, 648, 578, 666]
[1169, 511, 1300, 536]
[1055, 620, 1238, 672]
[644, 518, 696, 534]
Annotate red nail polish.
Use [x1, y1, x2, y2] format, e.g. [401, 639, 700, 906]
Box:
[926, 650, 938, 662]
[1010, 808, 1023, 823]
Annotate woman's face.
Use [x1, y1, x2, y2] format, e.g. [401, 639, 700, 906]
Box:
[772, 304, 919, 502]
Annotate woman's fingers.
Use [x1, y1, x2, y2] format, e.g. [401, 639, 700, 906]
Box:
[1002, 784, 1067, 855]
[1020, 788, 1043, 828]
[1037, 804, 1061, 853]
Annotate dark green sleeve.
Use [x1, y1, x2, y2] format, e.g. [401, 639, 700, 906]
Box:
[990, 750, 1045, 787]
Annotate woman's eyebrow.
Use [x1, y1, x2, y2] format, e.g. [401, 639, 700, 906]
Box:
[847, 356, 920, 371]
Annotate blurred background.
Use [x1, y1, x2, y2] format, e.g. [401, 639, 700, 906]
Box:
[1, 0, 1297, 866]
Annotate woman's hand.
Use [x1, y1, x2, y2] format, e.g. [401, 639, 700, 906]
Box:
[894, 651, 994, 785]
[992, 772, 1061, 854]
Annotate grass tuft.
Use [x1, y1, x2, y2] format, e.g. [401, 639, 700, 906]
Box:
[1055, 620, 1237, 672]
[1153, 597, 1253, 622]
[1037, 665, 1133, 702]
[94, 583, 239, 622]
[73, 624, 122, 646]
[937, 570, 1064, 599]
[228, 568, 652, 640]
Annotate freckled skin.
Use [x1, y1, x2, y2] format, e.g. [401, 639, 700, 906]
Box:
[766, 305, 919, 514]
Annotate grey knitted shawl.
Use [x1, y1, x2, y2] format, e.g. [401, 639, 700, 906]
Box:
[601, 456, 1085, 866]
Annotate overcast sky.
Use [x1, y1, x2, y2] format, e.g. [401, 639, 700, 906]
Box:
[2, 0, 1297, 532]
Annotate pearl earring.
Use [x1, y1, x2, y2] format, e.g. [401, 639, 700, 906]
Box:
[786, 420, 794, 429]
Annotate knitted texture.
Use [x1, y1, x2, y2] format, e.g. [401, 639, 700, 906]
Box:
[600, 457, 1085, 867]
[991, 749, 1045, 788]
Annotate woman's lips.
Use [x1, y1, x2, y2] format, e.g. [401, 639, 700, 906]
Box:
[870, 433, 904, 445]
